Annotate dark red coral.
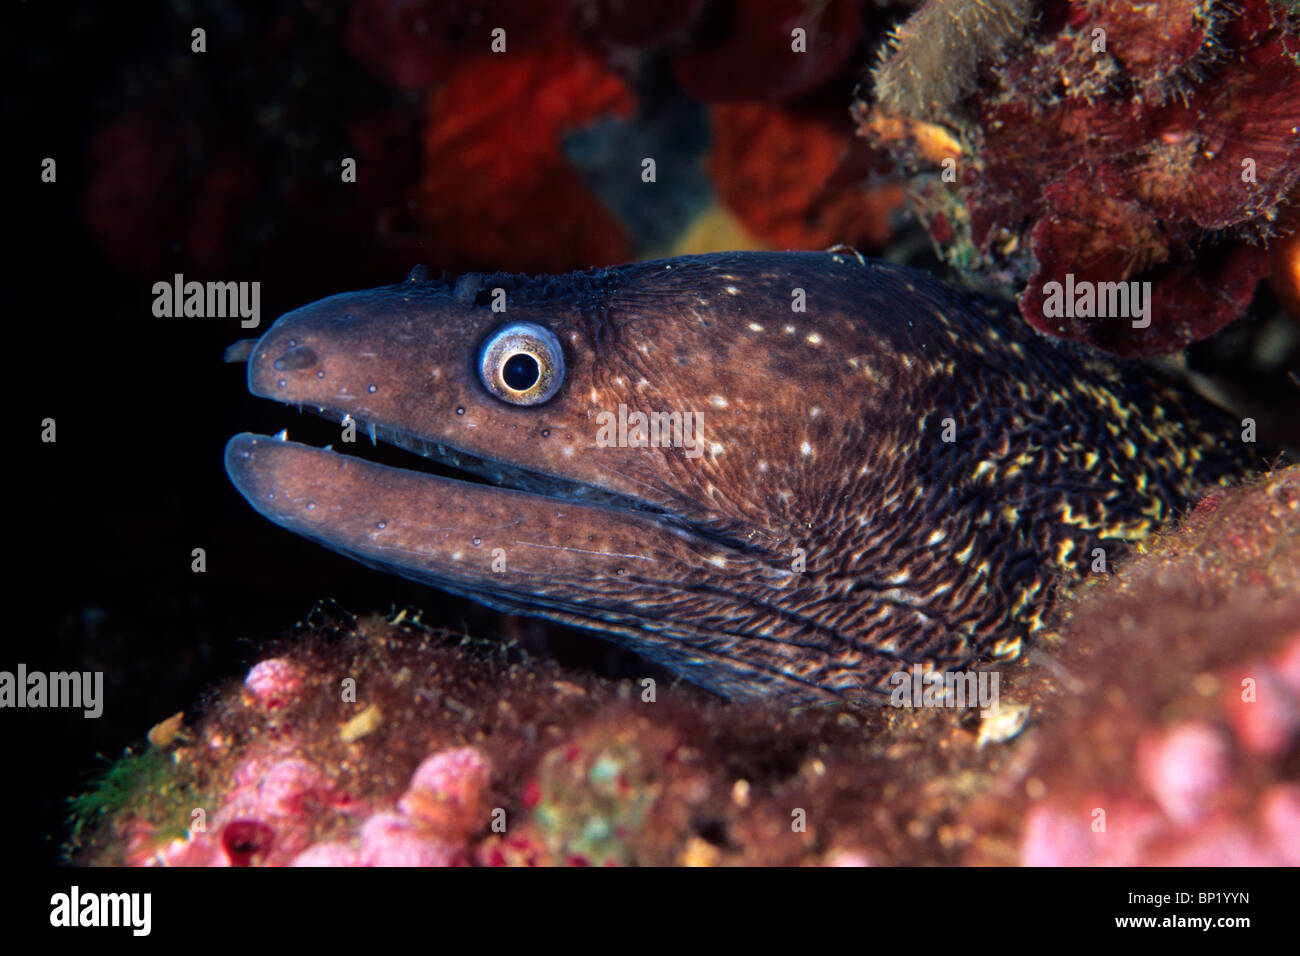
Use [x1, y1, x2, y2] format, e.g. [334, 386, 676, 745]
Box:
[672, 0, 862, 101]
[867, 0, 1300, 356]
[84, 95, 257, 280]
[1017, 170, 1273, 352]
[82, 10, 435, 293]
[1083, 0, 1221, 101]
[1112, 32, 1300, 233]
[417, 42, 636, 272]
[579, 0, 704, 48]
[346, 0, 572, 90]
[992, 2, 1300, 354]
[710, 103, 904, 250]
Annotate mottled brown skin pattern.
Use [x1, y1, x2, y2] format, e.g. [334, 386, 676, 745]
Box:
[227, 251, 1255, 704]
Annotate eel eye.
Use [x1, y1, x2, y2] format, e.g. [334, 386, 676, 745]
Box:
[478, 322, 565, 405]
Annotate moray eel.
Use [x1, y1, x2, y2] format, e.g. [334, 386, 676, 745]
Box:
[226, 251, 1254, 704]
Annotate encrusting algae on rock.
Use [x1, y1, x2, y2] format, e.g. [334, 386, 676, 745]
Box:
[67, 466, 1300, 866]
[1008, 464, 1300, 865]
[858, 0, 1300, 355]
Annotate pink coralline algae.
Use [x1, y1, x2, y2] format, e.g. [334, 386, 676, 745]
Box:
[398, 747, 493, 841]
[1135, 721, 1231, 827]
[243, 657, 306, 710]
[1023, 777, 1300, 868]
[216, 757, 342, 851]
[140, 744, 489, 868]
[144, 755, 353, 867]
[290, 842, 362, 867]
[349, 813, 461, 868]
[120, 643, 502, 867]
[1222, 644, 1300, 757]
[225, 745, 487, 867]
[1020, 796, 1166, 867]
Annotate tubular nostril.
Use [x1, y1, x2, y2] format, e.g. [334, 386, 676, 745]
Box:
[272, 344, 319, 371]
[223, 338, 258, 364]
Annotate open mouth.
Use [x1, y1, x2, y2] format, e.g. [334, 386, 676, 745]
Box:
[262, 401, 684, 521]
[224, 369, 751, 569]
[223, 317, 763, 602]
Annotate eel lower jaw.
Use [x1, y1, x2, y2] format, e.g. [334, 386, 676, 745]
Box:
[225, 408, 758, 594]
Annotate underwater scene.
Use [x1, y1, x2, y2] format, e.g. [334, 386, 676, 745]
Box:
[9, 0, 1300, 913]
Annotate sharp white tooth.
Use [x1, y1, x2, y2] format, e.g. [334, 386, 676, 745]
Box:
[274, 429, 289, 442]
[342, 413, 353, 426]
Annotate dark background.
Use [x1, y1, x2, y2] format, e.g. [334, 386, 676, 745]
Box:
[12, 0, 905, 868]
[8, 0, 1297, 869]
[7, 1, 682, 866]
